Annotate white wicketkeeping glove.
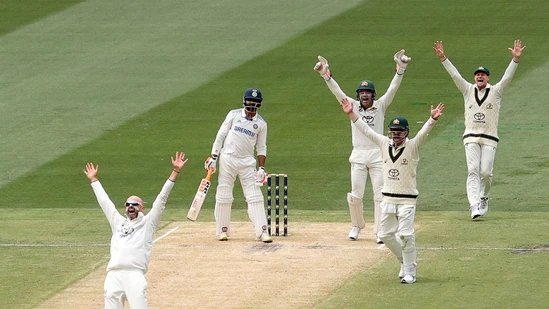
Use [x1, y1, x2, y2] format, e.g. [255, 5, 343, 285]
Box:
[255, 167, 267, 185]
[313, 55, 332, 81]
[204, 155, 217, 173]
[394, 49, 411, 75]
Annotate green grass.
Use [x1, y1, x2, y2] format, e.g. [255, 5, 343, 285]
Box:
[1, 0, 549, 308]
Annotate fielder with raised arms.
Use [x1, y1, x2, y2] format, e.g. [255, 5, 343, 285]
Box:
[341, 98, 445, 284]
[433, 39, 526, 219]
[204, 88, 273, 243]
[314, 50, 411, 243]
[83, 152, 188, 308]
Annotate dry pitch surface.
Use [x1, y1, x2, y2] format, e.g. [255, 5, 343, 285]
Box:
[37, 222, 389, 308]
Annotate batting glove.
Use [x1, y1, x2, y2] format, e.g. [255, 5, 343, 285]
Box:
[204, 155, 217, 173]
[313, 55, 332, 81]
[394, 49, 411, 75]
[255, 167, 267, 184]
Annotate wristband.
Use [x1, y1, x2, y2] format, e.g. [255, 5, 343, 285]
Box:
[173, 169, 180, 173]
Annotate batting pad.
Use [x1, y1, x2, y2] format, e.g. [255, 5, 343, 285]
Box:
[347, 193, 366, 229]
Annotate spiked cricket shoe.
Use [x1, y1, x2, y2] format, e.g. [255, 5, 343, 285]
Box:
[479, 197, 489, 216]
[470, 204, 481, 220]
[348, 226, 361, 240]
[218, 232, 228, 241]
[258, 232, 273, 243]
[401, 274, 416, 284]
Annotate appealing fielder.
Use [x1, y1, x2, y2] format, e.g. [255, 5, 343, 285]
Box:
[204, 88, 273, 243]
[313, 50, 411, 243]
[341, 98, 445, 284]
[83, 152, 188, 309]
[433, 39, 525, 219]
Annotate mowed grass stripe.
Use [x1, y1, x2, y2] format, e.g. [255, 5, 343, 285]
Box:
[0, 0, 364, 188]
[0, 0, 85, 34]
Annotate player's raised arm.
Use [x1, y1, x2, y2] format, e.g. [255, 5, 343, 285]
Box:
[313, 55, 331, 81]
[433, 41, 447, 61]
[430, 102, 445, 121]
[169, 152, 188, 182]
[509, 39, 525, 63]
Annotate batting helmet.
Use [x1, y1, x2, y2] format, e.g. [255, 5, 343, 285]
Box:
[242, 88, 263, 113]
[243, 88, 263, 102]
[388, 116, 409, 130]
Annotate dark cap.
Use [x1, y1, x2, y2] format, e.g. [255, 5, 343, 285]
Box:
[474, 66, 490, 76]
[388, 117, 409, 130]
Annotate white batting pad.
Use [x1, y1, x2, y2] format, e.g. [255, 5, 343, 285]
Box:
[248, 201, 268, 237]
[347, 193, 365, 229]
[215, 202, 232, 236]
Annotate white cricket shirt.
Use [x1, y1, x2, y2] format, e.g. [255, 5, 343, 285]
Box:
[353, 117, 437, 205]
[442, 59, 518, 148]
[325, 73, 403, 164]
[91, 179, 174, 273]
[211, 108, 267, 158]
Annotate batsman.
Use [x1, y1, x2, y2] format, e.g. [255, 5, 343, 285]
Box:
[314, 50, 411, 243]
[205, 87, 273, 243]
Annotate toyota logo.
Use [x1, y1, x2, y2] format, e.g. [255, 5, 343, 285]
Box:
[389, 169, 399, 177]
[363, 115, 374, 123]
[474, 113, 485, 120]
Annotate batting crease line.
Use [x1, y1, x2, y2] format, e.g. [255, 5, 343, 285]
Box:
[0, 226, 180, 247]
[153, 226, 179, 244]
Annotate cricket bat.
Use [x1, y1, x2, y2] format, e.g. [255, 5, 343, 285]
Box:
[187, 168, 214, 221]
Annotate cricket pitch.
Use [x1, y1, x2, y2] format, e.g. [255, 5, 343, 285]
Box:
[36, 222, 388, 308]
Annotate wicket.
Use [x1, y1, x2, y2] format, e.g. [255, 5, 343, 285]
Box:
[266, 174, 288, 236]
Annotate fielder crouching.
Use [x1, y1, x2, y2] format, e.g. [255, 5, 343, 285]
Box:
[340, 98, 444, 284]
[83, 152, 188, 308]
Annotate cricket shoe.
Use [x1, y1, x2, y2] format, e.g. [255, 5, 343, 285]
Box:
[398, 263, 405, 279]
[479, 197, 489, 216]
[218, 232, 228, 241]
[348, 226, 362, 240]
[470, 204, 481, 220]
[401, 274, 416, 284]
[258, 232, 273, 243]
[376, 236, 384, 244]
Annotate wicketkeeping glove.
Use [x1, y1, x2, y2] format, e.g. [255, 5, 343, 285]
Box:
[313, 55, 332, 81]
[204, 155, 217, 173]
[394, 49, 411, 75]
[255, 167, 267, 185]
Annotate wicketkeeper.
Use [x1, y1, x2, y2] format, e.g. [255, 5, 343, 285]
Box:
[313, 50, 411, 243]
[341, 98, 445, 284]
[83, 152, 188, 308]
[433, 39, 526, 219]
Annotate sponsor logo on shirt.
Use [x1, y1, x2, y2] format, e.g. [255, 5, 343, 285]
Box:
[234, 126, 256, 137]
[119, 222, 135, 238]
[362, 115, 374, 126]
[388, 169, 400, 180]
[474, 113, 486, 123]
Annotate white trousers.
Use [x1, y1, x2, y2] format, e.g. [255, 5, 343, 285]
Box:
[378, 203, 416, 269]
[349, 149, 383, 235]
[464, 143, 496, 207]
[104, 269, 148, 309]
[215, 154, 268, 237]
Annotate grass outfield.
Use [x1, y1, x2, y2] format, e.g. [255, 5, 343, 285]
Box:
[1, 0, 549, 308]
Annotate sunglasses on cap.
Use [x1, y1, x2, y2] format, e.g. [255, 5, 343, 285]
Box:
[125, 201, 142, 207]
